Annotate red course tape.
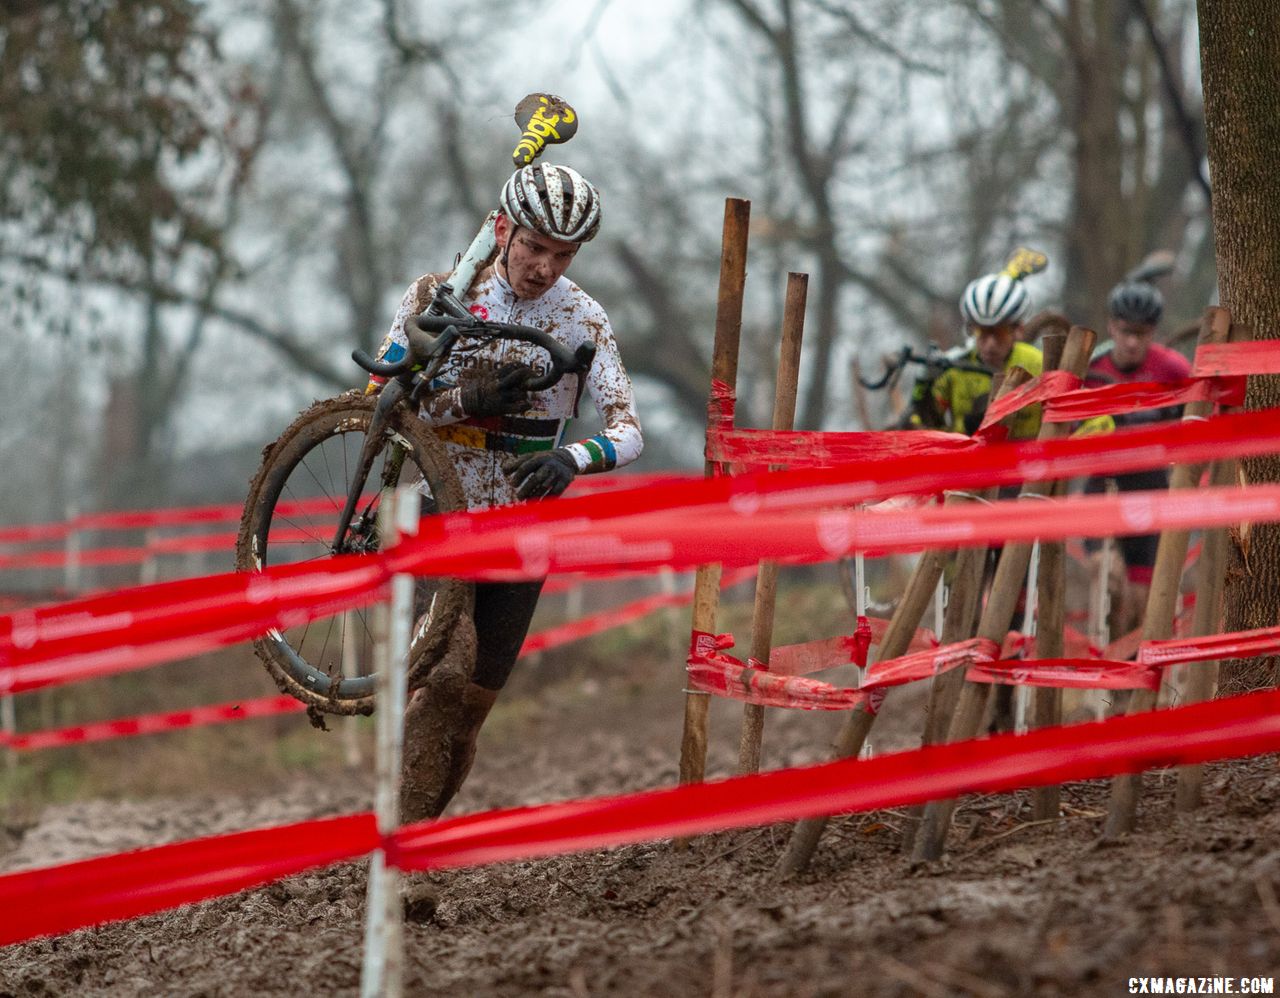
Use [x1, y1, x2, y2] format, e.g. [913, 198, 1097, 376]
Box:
[2, 696, 306, 752]
[0, 475, 694, 547]
[6, 689, 1280, 945]
[5, 408, 1280, 685]
[0, 814, 379, 945]
[388, 687, 1280, 872]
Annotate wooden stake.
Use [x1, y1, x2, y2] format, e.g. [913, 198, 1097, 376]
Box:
[1030, 479, 1067, 821]
[774, 546, 942, 876]
[775, 367, 1033, 876]
[1018, 327, 1070, 818]
[914, 327, 1093, 862]
[1174, 456, 1236, 811]
[1104, 307, 1233, 838]
[738, 272, 808, 775]
[678, 197, 750, 790]
[899, 531, 990, 856]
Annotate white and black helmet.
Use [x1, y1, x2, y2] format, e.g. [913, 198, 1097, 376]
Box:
[959, 273, 1031, 328]
[499, 163, 602, 243]
[1108, 281, 1164, 326]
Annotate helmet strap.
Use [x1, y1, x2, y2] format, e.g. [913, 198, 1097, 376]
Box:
[499, 221, 518, 279]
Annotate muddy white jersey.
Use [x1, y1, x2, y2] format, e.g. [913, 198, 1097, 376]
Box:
[369, 266, 643, 509]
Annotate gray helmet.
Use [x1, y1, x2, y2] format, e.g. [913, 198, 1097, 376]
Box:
[499, 163, 602, 243]
[1107, 281, 1164, 325]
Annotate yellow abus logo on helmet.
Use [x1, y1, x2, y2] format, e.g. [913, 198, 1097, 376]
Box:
[1000, 247, 1049, 282]
[512, 93, 578, 167]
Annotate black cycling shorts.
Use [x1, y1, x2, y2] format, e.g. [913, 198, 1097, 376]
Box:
[470, 579, 545, 691]
[1083, 470, 1169, 582]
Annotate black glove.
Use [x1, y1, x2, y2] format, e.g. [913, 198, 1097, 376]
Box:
[909, 377, 945, 429]
[962, 391, 990, 435]
[459, 363, 535, 417]
[503, 448, 578, 500]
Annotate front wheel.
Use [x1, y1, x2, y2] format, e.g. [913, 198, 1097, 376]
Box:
[236, 391, 470, 715]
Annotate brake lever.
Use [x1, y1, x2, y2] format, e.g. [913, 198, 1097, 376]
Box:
[570, 342, 596, 373]
[434, 285, 474, 320]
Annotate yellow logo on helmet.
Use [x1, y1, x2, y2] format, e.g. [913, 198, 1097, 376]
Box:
[1000, 247, 1049, 282]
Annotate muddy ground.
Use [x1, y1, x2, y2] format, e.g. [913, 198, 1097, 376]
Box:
[1, 583, 1278, 997]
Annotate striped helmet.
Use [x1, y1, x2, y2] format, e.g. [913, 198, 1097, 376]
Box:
[959, 273, 1031, 328]
[1108, 281, 1164, 325]
[499, 163, 602, 243]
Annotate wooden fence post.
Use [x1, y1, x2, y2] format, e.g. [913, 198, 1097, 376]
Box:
[678, 197, 750, 790]
[1105, 307, 1236, 836]
[913, 326, 1092, 862]
[775, 366, 1034, 876]
[1030, 480, 1068, 820]
[898, 529, 991, 856]
[1175, 456, 1236, 811]
[738, 271, 807, 775]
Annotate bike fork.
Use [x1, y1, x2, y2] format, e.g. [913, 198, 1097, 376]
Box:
[332, 381, 408, 553]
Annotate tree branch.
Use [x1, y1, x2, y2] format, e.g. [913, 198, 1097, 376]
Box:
[825, 80, 862, 163]
[836, 257, 928, 332]
[11, 252, 350, 387]
[380, 0, 448, 68]
[808, 0, 944, 74]
[1129, 0, 1210, 202]
[611, 241, 712, 420]
[275, 0, 381, 336]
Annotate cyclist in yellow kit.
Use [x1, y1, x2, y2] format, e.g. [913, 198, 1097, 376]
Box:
[929, 249, 1047, 441]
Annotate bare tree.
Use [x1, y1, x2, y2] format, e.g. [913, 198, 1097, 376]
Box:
[1199, 0, 1280, 689]
[2, 0, 531, 508]
[955, 0, 1212, 327]
[0, 0, 263, 507]
[705, 0, 941, 428]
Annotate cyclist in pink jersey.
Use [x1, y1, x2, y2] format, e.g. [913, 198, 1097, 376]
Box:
[1083, 274, 1190, 634]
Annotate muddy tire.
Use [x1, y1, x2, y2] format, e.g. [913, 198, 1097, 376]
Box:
[235, 391, 471, 715]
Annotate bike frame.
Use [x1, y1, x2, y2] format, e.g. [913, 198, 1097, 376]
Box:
[327, 209, 589, 555]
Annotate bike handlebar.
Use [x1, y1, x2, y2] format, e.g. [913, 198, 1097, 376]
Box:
[857, 345, 991, 390]
[352, 307, 596, 392]
[414, 312, 596, 390]
[351, 347, 411, 378]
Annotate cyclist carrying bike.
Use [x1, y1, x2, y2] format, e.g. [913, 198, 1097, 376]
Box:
[365, 163, 643, 837]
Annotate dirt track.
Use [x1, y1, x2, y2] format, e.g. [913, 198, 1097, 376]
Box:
[2, 632, 1279, 996]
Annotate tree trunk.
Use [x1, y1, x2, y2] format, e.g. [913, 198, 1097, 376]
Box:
[1200, 0, 1280, 690]
[1062, 0, 1130, 325]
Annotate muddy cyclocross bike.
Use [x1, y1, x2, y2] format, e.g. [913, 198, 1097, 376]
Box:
[234, 218, 595, 719]
[235, 93, 585, 718]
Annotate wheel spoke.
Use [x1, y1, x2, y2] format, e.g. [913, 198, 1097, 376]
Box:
[297, 449, 345, 513]
[316, 614, 339, 677]
[274, 486, 336, 549]
[239, 399, 464, 712]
